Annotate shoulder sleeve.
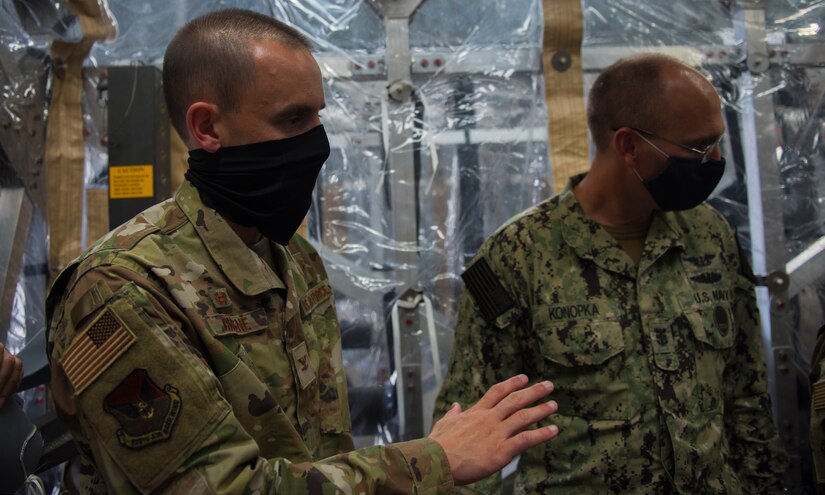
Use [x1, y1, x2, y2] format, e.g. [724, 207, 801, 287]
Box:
[716, 228, 788, 490]
[461, 257, 516, 324]
[459, 225, 531, 330]
[434, 233, 531, 495]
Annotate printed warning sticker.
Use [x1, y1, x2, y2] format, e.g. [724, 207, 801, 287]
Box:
[109, 165, 154, 199]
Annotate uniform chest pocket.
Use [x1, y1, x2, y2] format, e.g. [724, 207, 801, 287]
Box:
[686, 304, 735, 412]
[537, 318, 636, 420]
[297, 282, 350, 434]
[200, 305, 278, 386]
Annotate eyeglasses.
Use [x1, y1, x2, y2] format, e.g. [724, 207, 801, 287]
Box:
[630, 127, 723, 164]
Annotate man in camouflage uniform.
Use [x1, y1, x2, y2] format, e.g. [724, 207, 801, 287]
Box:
[46, 9, 560, 494]
[436, 54, 787, 493]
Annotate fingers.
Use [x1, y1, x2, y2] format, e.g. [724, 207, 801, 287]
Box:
[500, 423, 560, 460]
[493, 380, 554, 420]
[474, 374, 529, 410]
[443, 402, 463, 419]
[502, 400, 558, 435]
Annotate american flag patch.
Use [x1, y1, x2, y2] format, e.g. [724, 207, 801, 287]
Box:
[61, 309, 136, 394]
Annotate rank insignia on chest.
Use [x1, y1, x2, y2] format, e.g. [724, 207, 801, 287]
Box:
[103, 369, 182, 449]
[290, 342, 316, 389]
[208, 288, 233, 309]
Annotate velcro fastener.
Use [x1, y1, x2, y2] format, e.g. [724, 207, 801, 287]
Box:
[461, 258, 515, 323]
[70, 280, 114, 329]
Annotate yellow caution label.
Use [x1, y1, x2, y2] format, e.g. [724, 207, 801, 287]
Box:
[109, 165, 154, 199]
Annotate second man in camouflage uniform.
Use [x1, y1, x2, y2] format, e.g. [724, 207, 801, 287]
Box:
[436, 54, 787, 494]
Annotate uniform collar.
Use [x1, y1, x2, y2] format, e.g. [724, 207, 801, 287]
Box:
[638, 211, 685, 276]
[175, 180, 286, 295]
[559, 174, 685, 278]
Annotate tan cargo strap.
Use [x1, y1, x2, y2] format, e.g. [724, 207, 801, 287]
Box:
[542, 0, 588, 193]
[45, 0, 115, 282]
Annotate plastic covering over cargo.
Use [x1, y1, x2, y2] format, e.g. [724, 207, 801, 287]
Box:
[0, 0, 823, 492]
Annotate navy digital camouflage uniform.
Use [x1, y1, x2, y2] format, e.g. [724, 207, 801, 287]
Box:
[436, 174, 787, 494]
[47, 180, 453, 494]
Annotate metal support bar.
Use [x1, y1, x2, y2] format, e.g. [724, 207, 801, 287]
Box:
[391, 289, 424, 439]
[580, 44, 825, 72]
[366, 0, 427, 441]
[740, 1, 769, 74]
[734, 0, 801, 487]
[787, 234, 825, 298]
[0, 186, 32, 344]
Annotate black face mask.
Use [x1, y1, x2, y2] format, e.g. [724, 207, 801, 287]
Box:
[185, 125, 330, 245]
[639, 155, 726, 211]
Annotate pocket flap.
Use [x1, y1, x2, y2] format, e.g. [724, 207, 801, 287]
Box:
[539, 319, 625, 366]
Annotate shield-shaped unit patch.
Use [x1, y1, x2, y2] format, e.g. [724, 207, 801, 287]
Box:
[103, 369, 182, 449]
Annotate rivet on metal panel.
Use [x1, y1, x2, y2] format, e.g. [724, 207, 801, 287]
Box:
[766, 271, 789, 293]
[747, 53, 769, 74]
[551, 50, 572, 72]
[387, 79, 414, 102]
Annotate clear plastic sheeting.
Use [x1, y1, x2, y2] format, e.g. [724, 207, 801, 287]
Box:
[307, 0, 549, 442]
[84, 0, 551, 447]
[0, 0, 54, 364]
[9, 0, 824, 490]
[583, 0, 825, 490]
[0, 0, 60, 213]
[0, 2, 65, 491]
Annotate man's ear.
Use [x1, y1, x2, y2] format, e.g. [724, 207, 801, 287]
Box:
[185, 102, 222, 153]
[612, 127, 639, 169]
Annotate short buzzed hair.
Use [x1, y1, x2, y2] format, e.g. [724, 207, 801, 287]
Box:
[586, 53, 694, 151]
[162, 8, 312, 140]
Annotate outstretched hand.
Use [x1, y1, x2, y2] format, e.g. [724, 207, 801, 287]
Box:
[429, 374, 559, 485]
[0, 342, 23, 409]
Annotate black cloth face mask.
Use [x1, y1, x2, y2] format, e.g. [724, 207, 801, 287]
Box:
[185, 125, 330, 245]
[637, 155, 726, 212]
